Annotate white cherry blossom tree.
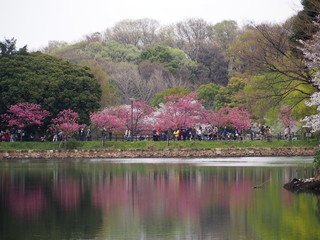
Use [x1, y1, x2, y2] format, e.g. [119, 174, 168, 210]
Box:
[300, 20, 320, 132]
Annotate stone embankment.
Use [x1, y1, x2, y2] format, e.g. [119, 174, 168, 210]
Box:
[0, 147, 319, 160]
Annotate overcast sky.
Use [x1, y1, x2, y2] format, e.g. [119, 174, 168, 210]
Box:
[1, 0, 303, 51]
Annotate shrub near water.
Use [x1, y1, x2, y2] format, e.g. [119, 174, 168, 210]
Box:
[64, 139, 84, 149]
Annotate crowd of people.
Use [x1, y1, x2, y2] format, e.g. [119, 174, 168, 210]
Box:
[150, 126, 245, 142]
[148, 125, 280, 142]
[0, 129, 28, 142]
[0, 124, 293, 142]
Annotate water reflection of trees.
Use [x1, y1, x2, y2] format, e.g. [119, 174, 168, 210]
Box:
[0, 163, 318, 239]
[0, 170, 102, 240]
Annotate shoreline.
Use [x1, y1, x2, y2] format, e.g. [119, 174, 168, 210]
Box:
[0, 147, 319, 160]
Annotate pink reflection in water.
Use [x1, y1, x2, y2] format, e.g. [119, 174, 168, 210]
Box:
[92, 177, 129, 211]
[162, 175, 213, 218]
[229, 180, 253, 207]
[91, 172, 254, 220]
[53, 178, 80, 210]
[7, 187, 47, 218]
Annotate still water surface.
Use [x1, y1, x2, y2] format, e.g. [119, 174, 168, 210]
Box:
[0, 157, 319, 240]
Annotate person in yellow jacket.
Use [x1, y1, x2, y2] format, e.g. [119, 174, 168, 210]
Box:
[173, 129, 179, 141]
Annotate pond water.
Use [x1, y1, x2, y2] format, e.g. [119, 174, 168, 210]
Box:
[0, 157, 319, 240]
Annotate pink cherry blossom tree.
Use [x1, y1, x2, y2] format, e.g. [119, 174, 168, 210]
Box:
[228, 107, 252, 136]
[51, 109, 83, 142]
[278, 105, 296, 139]
[228, 108, 251, 131]
[110, 101, 154, 139]
[90, 109, 124, 144]
[206, 106, 251, 140]
[1, 102, 50, 141]
[91, 110, 124, 130]
[154, 93, 209, 130]
[206, 106, 231, 129]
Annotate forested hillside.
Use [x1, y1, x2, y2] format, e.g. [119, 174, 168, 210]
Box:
[43, 19, 237, 107]
[41, 0, 319, 129]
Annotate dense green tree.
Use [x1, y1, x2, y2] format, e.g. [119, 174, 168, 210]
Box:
[140, 46, 196, 73]
[196, 79, 246, 111]
[50, 41, 141, 64]
[98, 41, 140, 62]
[214, 77, 247, 109]
[0, 49, 101, 123]
[290, 0, 320, 42]
[196, 83, 221, 109]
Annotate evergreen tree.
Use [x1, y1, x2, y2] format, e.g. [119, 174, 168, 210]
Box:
[0, 40, 101, 123]
[0, 38, 27, 57]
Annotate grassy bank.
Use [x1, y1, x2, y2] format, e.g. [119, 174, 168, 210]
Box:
[0, 139, 318, 151]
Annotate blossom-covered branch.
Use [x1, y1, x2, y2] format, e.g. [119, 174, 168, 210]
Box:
[1, 102, 50, 128]
[300, 19, 320, 132]
[51, 109, 83, 140]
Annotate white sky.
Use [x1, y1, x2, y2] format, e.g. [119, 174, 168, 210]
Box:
[1, 0, 303, 51]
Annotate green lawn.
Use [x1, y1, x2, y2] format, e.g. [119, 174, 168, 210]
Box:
[0, 139, 318, 150]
